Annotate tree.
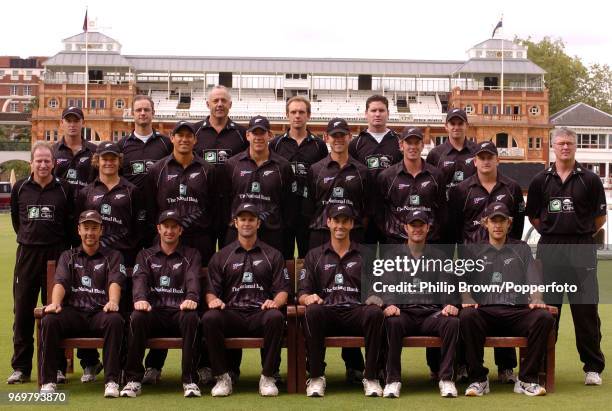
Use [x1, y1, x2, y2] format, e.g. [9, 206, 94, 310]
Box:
[578, 64, 612, 114]
[516, 37, 588, 114]
[0, 160, 30, 181]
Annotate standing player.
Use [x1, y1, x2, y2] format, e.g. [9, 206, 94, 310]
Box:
[381, 210, 459, 398]
[201, 203, 290, 397]
[118, 95, 172, 190]
[526, 127, 606, 385]
[8, 142, 74, 384]
[194, 85, 248, 248]
[298, 204, 385, 397]
[53, 107, 96, 193]
[377, 127, 446, 244]
[460, 202, 554, 397]
[120, 210, 202, 398]
[348, 95, 401, 244]
[222, 115, 297, 257]
[270, 96, 328, 258]
[39, 210, 125, 397]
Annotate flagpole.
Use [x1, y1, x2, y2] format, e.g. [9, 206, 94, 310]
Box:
[84, 7, 89, 141]
[500, 16, 504, 117]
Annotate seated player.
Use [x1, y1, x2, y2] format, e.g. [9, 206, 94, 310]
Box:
[201, 202, 290, 397]
[298, 204, 385, 397]
[39, 210, 125, 397]
[381, 210, 460, 398]
[460, 202, 555, 397]
[120, 210, 202, 398]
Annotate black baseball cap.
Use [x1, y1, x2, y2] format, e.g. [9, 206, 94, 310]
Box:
[78, 210, 102, 225]
[96, 141, 120, 156]
[404, 210, 430, 225]
[445, 108, 468, 123]
[247, 115, 271, 132]
[62, 106, 84, 120]
[171, 121, 196, 135]
[327, 203, 355, 219]
[233, 202, 259, 218]
[399, 126, 423, 140]
[475, 140, 498, 156]
[484, 202, 511, 219]
[326, 118, 350, 135]
[158, 209, 182, 224]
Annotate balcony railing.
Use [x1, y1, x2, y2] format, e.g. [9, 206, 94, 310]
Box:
[498, 147, 525, 158]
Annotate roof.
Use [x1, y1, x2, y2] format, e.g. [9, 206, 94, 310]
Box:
[44, 52, 131, 68]
[470, 39, 526, 51]
[453, 59, 545, 75]
[550, 102, 612, 127]
[62, 32, 121, 45]
[125, 55, 465, 76]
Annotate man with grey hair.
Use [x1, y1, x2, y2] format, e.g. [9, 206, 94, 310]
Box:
[8, 142, 74, 384]
[526, 126, 606, 386]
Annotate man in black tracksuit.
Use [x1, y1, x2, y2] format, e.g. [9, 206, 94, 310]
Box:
[121, 210, 202, 398]
[145, 121, 217, 265]
[298, 204, 385, 397]
[380, 210, 460, 398]
[305, 118, 371, 249]
[526, 127, 606, 385]
[39, 210, 125, 397]
[118, 95, 173, 190]
[348, 95, 402, 244]
[377, 127, 446, 244]
[52, 107, 97, 194]
[460, 202, 554, 397]
[448, 140, 525, 382]
[201, 203, 290, 397]
[222, 116, 297, 257]
[194, 85, 248, 248]
[8, 142, 73, 384]
[270, 96, 328, 258]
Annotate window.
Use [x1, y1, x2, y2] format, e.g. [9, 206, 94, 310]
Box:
[528, 137, 542, 149]
[464, 104, 474, 114]
[45, 130, 52, 141]
[25, 70, 32, 80]
[90, 99, 97, 109]
[9, 102, 18, 112]
[517, 52, 523, 58]
[98, 99, 106, 109]
[115, 99, 125, 109]
[112, 130, 128, 142]
[23, 85, 32, 96]
[11, 70, 18, 80]
[491, 105, 498, 115]
[433, 136, 448, 146]
[577, 133, 606, 149]
[504, 105, 512, 115]
[48, 98, 58, 108]
[0, 70, 4, 77]
[10, 85, 18, 95]
[483, 105, 489, 115]
[67, 98, 83, 108]
[529, 105, 540, 116]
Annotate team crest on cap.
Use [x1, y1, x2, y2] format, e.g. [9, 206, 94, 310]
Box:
[254, 118, 262, 123]
[333, 121, 341, 127]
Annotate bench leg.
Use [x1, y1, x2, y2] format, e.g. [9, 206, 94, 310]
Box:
[286, 316, 297, 393]
[546, 329, 556, 393]
[36, 319, 41, 387]
[296, 318, 307, 394]
[65, 349, 74, 374]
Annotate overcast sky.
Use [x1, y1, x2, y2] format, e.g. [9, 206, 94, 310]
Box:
[2, 0, 610, 66]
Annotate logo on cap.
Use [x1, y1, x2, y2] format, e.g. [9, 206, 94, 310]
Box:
[333, 121, 341, 127]
[254, 118, 262, 123]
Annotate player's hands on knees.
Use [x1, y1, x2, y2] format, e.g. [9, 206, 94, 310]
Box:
[441, 304, 458, 316]
[365, 295, 384, 307]
[303, 294, 323, 306]
[208, 298, 225, 310]
[261, 299, 279, 310]
[529, 302, 547, 310]
[384, 305, 400, 317]
[44, 303, 62, 314]
[134, 300, 152, 311]
[461, 303, 478, 308]
[180, 299, 198, 311]
[103, 301, 119, 312]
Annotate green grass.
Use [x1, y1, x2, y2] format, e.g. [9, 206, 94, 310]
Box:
[0, 213, 611, 410]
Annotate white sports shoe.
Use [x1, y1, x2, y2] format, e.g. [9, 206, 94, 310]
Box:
[183, 383, 202, 397]
[306, 376, 326, 397]
[7, 370, 30, 384]
[513, 380, 546, 396]
[585, 372, 603, 386]
[120, 381, 142, 397]
[211, 373, 232, 397]
[104, 382, 120, 398]
[259, 375, 279, 397]
[40, 383, 57, 394]
[362, 378, 383, 397]
[465, 379, 490, 396]
[82, 362, 103, 383]
[383, 381, 401, 398]
[439, 380, 458, 397]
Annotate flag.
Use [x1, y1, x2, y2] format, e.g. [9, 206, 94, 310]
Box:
[83, 10, 88, 32]
[492, 19, 502, 38]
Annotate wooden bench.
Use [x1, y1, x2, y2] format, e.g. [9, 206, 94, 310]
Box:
[35, 260, 299, 392]
[293, 259, 558, 394]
